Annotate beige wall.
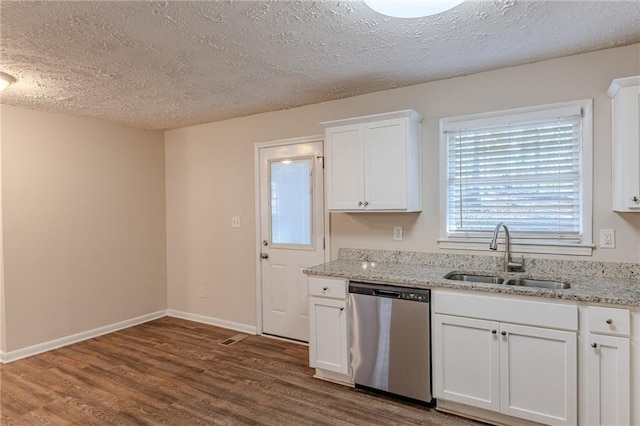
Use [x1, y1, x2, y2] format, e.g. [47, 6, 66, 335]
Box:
[0, 112, 5, 353]
[1, 105, 167, 352]
[165, 44, 640, 329]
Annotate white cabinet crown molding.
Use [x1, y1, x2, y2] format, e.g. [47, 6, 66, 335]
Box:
[320, 109, 423, 128]
[607, 75, 640, 97]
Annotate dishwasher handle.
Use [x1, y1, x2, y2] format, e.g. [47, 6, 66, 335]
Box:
[373, 288, 401, 298]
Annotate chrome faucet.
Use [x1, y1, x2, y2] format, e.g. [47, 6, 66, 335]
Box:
[489, 223, 524, 272]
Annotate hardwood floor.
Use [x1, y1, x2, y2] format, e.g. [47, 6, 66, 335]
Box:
[1, 317, 485, 425]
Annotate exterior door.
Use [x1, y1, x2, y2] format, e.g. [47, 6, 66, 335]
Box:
[259, 141, 325, 342]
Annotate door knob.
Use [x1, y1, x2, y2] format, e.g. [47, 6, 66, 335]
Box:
[262, 240, 269, 246]
[591, 342, 598, 348]
[260, 253, 269, 260]
[491, 329, 497, 334]
[501, 331, 507, 336]
[632, 195, 639, 203]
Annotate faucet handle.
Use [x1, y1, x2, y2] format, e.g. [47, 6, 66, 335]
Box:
[508, 255, 525, 272]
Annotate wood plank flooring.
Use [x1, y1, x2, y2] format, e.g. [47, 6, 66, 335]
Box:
[1, 317, 485, 425]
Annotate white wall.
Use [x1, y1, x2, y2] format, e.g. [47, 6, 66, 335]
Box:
[165, 44, 640, 330]
[1, 105, 167, 352]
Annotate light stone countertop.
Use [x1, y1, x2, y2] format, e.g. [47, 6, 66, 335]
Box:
[304, 255, 640, 307]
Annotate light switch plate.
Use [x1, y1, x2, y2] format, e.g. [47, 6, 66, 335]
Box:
[232, 216, 241, 228]
[599, 229, 615, 248]
[393, 226, 403, 241]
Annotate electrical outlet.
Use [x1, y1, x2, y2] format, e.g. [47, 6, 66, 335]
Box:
[393, 226, 403, 241]
[231, 216, 241, 228]
[599, 229, 615, 249]
[199, 287, 205, 298]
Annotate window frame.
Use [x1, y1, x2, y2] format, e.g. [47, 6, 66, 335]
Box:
[438, 99, 594, 256]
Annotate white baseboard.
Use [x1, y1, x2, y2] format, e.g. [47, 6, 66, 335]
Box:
[0, 310, 166, 364]
[0, 309, 257, 364]
[167, 309, 257, 335]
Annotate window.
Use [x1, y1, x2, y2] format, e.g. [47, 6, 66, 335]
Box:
[439, 100, 593, 256]
[270, 158, 313, 247]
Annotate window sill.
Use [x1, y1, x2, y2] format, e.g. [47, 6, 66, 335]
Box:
[437, 239, 594, 256]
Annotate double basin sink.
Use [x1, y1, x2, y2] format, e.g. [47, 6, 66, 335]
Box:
[444, 272, 570, 289]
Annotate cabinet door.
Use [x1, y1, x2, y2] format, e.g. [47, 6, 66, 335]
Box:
[433, 314, 500, 412]
[363, 118, 408, 210]
[309, 297, 348, 374]
[499, 324, 577, 426]
[611, 84, 640, 211]
[586, 334, 630, 426]
[325, 125, 364, 210]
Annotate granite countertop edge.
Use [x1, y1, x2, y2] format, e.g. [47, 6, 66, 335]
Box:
[303, 259, 640, 307]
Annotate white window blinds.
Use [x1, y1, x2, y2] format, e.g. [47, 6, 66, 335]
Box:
[444, 108, 583, 243]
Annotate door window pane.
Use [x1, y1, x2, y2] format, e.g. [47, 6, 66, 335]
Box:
[270, 158, 312, 246]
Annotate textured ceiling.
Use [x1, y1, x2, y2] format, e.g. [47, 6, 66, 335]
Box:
[1, 1, 639, 131]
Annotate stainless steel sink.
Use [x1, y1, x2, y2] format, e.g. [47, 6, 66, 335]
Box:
[505, 278, 571, 289]
[444, 272, 505, 285]
[444, 272, 570, 289]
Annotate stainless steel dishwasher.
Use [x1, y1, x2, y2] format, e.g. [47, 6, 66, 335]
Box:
[349, 281, 434, 405]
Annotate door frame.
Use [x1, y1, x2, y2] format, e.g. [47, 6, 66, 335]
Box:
[253, 135, 331, 337]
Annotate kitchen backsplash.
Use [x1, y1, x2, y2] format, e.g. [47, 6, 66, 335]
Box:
[338, 248, 640, 281]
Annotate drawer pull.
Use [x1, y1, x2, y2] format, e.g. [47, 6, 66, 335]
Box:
[591, 342, 598, 348]
[340, 307, 344, 311]
[605, 319, 613, 325]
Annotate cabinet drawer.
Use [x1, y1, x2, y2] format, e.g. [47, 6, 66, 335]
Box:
[309, 277, 347, 299]
[587, 306, 630, 336]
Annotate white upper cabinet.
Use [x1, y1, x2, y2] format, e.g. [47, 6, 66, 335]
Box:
[608, 76, 640, 212]
[322, 110, 423, 212]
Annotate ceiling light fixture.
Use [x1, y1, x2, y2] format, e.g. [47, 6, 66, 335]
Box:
[0, 72, 16, 92]
[364, 0, 465, 18]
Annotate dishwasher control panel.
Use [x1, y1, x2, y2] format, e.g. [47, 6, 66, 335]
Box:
[401, 292, 429, 302]
[349, 281, 430, 303]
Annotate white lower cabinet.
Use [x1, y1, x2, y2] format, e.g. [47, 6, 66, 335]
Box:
[308, 277, 350, 380]
[309, 297, 348, 374]
[433, 290, 578, 426]
[433, 315, 500, 411]
[585, 306, 631, 425]
[499, 323, 577, 425]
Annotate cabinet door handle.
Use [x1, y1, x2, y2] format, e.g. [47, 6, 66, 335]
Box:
[364, 201, 369, 206]
[491, 329, 497, 334]
[606, 319, 613, 325]
[501, 331, 507, 336]
[632, 196, 639, 203]
[591, 342, 598, 348]
[322, 286, 328, 291]
[358, 201, 363, 206]
[339, 307, 344, 311]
